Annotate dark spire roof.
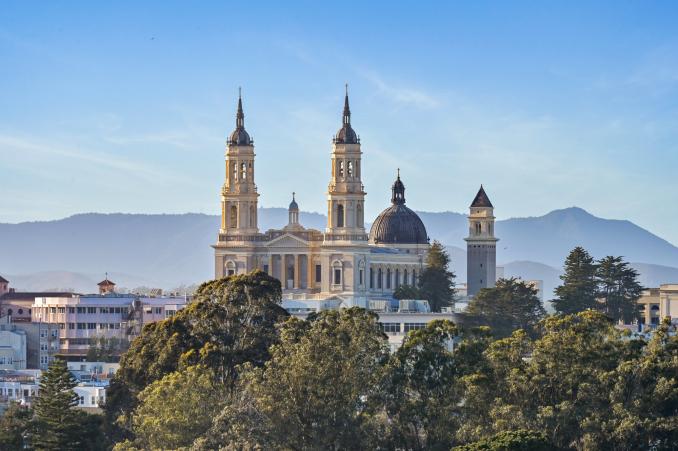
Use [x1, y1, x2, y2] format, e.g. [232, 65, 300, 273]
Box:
[97, 278, 115, 286]
[470, 185, 493, 208]
[289, 192, 299, 211]
[391, 168, 405, 205]
[334, 84, 359, 144]
[228, 88, 252, 146]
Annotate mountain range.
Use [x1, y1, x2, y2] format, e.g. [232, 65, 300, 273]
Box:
[2, 207, 678, 298]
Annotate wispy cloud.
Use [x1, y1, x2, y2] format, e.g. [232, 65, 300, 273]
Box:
[359, 69, 441, 109]
[0, 133, 176, 181]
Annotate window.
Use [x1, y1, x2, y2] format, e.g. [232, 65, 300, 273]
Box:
[50, 307, 56, 314]
[241, 162, 247, 180]
[233, 162, 238, 181]
[347, 161, 353, 177]
[51, 329, 58, 338]
[114, 307, 122, 314]
[57, 307, 65, 314]
[338, 160, 344, 177]
[80, 396, 85, 405]
[40, 343, 48, 351]
[77, 323, 86, 330]
[87, 307, 96, 314]
[412, 270, 416, 286]
[154, 307, 162, 315]
[263, 264, 269, 274]
[403, 270, 408, 285]
[386, 269, 392, 289]
[230, 205, 237, 228]
[58, 323, 65, 330]
[18, 308, 24, 315]
[100, 307, 109, 314]
[370, 268, 374, 289]
[395, 269, 400, 287]
[357, 203, 363, 227]
[99, 323, 108, 329]
[380, 322, 401, 333]
[40, 329, 46, 338]
[334, 269, 341, 285]
[77, 307, 86, 314]
[378, 269, 383, 289]
[404, 323, 427, 332]
[359, 269, 364, 286]
[165, 310, 176, 318]
[88, 323, 96, 330]
[68, 323, 75, 330]
[315, 264, 322, 283]
[337, 204, 344, 227]
[68, 307, 75, 314]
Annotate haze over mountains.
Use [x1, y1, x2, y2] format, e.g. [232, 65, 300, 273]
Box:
[2, 207, 678, 298]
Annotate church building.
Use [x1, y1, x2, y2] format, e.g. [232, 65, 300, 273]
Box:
[213, 90, 496, 309]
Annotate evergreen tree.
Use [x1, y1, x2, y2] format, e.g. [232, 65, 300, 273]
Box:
[31, 358, 82, 450]
[0, 403, 33, 450]
[466, 278, 546, 338]
[393, 284, 420, 300]
[552, 246, 598, 314]
[418, 240, 456, 312]
[596, 256, 643, 323]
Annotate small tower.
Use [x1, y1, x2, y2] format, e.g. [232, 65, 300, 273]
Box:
[325, 85, 367, 242]
[98, 276, 116, 295]
[284, 192, 303, 231]
[464, 185, 498, 297]
[220, 89, 259, 235]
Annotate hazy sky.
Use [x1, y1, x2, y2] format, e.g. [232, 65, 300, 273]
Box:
[2, 2, 678, 244]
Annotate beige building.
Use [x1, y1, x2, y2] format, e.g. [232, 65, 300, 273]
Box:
[637, 284, 678, 329]
[213, 91, 431, 308]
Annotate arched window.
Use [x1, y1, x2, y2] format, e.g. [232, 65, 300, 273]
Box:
[337, 204, 344, 227]
[370, 268, 374, 289]
[233, 162, 238, 181]
[386, 269, 392, 289]
[338, 161, 344, 177]
[412, 269, 416, 285]
[250, 205, 256, 228]
[403, 269, 408, 285]
[332, 260, 342, 286]
[347, 161, 353, 177]
[241, 162, 247, 180]
[395, 269, 400, 287]
[226, 261, 236, 276]
[378, 268, 383, 289]
[356, 203, 363, 228]
[475, 222, 481, 234]
[229, 205, 237, 228]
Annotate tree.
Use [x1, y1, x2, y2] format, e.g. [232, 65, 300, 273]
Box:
[381, 320, 461, 450]
[552, 246, 598, 314]
[115, 365, 225, 450]
[0, 403, 32, 450]
[596, 256, 643, 323]
[105, 270, 288, 443]
[31, 358, 82, 450]
[393, 284, 420, 300]
[453, 429, 553, 451]
[418, 240, 456, 312]
[197, 308, 389, 450]
[466, 278, 546, 338]
[86, 336, 129, 362]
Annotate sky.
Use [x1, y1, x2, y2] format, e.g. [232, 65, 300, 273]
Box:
[1, 1, 678, 244]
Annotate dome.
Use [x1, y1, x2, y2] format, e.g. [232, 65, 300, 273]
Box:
[369, 171, 428, 245]
[289, 192, 299, 211]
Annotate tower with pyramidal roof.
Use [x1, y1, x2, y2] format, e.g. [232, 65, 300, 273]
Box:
[464, 185, 498, 297]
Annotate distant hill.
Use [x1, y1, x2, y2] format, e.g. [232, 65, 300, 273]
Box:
[2, 207, 678, 291]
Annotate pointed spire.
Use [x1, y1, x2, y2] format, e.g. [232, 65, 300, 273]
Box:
[236, 87, 244, 129]
[391, 169, 406, 205]
[343, 83, 351, 126]
[470, 184, 493, 208]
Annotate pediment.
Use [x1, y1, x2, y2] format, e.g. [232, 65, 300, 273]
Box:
[266, 233, 309, 248]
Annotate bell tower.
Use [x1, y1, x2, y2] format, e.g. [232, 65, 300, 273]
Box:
[220, 90, 259, 235]
[465, 185, 498, 297]
[325, 86, 367, 242]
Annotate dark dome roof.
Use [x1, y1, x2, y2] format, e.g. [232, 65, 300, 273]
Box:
[369, 171, 428, 245]
[289, 193, 299, 210]
[369, 204, 428, 245]
[229, 128, 251, 146]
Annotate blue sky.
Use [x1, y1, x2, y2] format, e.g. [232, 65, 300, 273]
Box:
[2, 1, 678, 244]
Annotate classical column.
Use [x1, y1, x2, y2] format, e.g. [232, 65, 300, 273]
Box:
[307, 255, 314, 290]
[268, 254, 274, 277]
[294, 254, 300, 289]
[282, 255, 287, 289]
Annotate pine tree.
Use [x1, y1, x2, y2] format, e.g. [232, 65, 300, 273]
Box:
[596, 256, 643, 323]
[31, 358, 82, 450]
[552, 246, 598, 314]
[418, 240, 456, 312]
